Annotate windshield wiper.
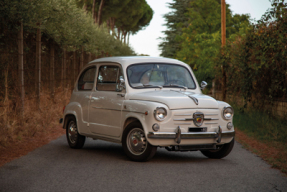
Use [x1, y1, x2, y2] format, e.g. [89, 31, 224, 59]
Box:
[164, 84, 187, 90]
[134, 84, 163, 89]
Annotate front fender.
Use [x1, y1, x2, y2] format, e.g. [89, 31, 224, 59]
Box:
[121, 100, 169, 143]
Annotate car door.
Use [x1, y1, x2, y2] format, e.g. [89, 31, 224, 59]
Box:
[74, 66, 97, 133]
[88, 64, 125, 137]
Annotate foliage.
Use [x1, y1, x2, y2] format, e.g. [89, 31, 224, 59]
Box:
[159, 0, 191, 58]
[220, 0, 287, 108]
[75, 0, 153, 42]
[115, 0, 153, 34]
[0, 0, 135, 55]
[166, 0, 250, 85]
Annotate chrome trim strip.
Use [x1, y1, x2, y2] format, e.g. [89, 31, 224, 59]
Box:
[174, 118, 194, 121]
[174, 118, 218, 121]
[174, 123, 191, 125]
[92, 107, 146, 114]
[174, 114, 192, 116]
[92, 107, 121, 112]
[147, 130, 235, 139]
[205, 114, 218, 116]
[122, 110, 146, 114]
[205, 122, 218, 124]
[204, 118, 219, 120]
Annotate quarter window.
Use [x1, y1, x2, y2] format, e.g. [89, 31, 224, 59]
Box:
[78, 67, 96, 91]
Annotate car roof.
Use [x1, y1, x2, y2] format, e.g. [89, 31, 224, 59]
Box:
[88, 56, 187, 68]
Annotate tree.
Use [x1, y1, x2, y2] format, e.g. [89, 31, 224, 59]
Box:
[74, 0, 153, 44]
[159, 0, 192, 58]
[174, 0, 250, 84]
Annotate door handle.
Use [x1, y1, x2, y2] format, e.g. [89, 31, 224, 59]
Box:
[117, 94, 125, 97]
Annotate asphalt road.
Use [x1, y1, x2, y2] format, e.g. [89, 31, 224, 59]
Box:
[0, 136, 286, 192]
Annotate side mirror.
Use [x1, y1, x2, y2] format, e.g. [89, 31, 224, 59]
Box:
[201, 81, 207, 90]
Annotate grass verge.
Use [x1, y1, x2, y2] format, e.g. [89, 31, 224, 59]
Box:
[233, 106, 287, 175]
[0, 89, 70, 166]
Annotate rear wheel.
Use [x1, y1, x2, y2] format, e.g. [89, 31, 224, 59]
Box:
[200, 138, 234, 159]
[66, 117, 86, 149]
[122, 122, 157, 162]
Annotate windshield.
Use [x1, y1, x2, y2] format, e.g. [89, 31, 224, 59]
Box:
[127, 63, 196, 89]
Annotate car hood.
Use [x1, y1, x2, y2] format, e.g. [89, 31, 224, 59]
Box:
[128, 90, 218, 109]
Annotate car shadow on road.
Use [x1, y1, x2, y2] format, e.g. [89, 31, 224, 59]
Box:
[62, 139, 224, 164]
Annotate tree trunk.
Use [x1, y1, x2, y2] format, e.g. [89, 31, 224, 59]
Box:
[127, 32, 130, 45]
[97, 0, 105, 25]
[36, 25, 41, 110]
[117, 27, 120, 40]
[18, 22, 24, 119]
[111, 18, 115, 35]
[123, 31, 127, 44]
[92, 0, 96, 23]
[83, 0, 88, 12]
[107, 18, 110, 32]
[50, 41, 55, 100]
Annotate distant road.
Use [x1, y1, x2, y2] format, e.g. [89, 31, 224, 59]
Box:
[0, 136, 286, 192]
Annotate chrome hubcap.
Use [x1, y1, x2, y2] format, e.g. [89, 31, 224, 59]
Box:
[68, 121, 78, 144]
[127, 128, 147, 155]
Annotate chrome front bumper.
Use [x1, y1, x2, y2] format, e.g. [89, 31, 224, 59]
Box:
[147, 126, 235, 144]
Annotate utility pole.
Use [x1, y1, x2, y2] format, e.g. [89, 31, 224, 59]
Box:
[221, 0, 227, 101]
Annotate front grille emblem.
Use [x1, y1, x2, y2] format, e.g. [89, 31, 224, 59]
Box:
[193, 112, 204, 127]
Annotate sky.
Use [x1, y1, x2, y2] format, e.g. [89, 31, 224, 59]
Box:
[129, 0, 273, 57]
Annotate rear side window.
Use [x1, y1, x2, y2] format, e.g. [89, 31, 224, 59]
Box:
[78, 67, 97, 91]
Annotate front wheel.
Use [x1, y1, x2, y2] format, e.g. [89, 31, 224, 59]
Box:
[66, 117, 86, 149]
[122, 122, 157, 162]
[200, 138, 234, 159]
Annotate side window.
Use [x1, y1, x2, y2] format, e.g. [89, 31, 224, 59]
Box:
[78, 67, 97, 91]
[97, 65, 123, 91]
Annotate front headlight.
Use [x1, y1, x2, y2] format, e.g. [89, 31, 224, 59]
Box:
[154, 107, 167, 121]
[222, 106, 234, 120]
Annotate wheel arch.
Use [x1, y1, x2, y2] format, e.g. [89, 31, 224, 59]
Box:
[63, 114, 77, 130]
[121, 117, 142, 142]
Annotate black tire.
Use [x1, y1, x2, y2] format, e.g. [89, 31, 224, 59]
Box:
[66, 116, 86, 149]
[122, 122, 157, 162]
[200, 138, 234, 159]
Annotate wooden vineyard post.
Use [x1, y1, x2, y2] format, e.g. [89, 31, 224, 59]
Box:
[18, 22, 25, 120]
[36, 24, 41, 110]
[50, 41, 55, 100]
[63, 48, 66, 89]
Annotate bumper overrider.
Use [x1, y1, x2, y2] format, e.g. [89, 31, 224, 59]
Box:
[147, 126, 235, 144]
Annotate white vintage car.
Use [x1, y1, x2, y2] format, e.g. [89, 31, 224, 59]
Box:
[60, 56, 235, 161]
